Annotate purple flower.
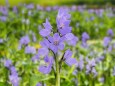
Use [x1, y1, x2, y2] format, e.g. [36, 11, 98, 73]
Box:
[107, 29, 114, 37]
[31, 54, 39, 62]
[36, 83, 46, 86]
[4, 59, 20, 86]
[91, 67, 98, 77]
[0, 38, 3, 43]
[26, 4, 34, 9]
[0, 16, 7, 22]
[9, 74, 20, 86]
[38, 47, 49, 57]
[43, 19, 52, 30]
[40, 29, 51, 37]
[82, 32, 90, 42]
[48, 33, 65, 53]
[25, 46, 36, 54]
[39, 56, 53, 74]
[40, 38, 50, 48]
[64, 49, 77, 66]
[108, 45, 112, 52]
[103, 37, 111, 47]
[65, 33, 78, 46]
[10, 66, 18, 75]
[56, 8, 72, 35]
[72, 69, 78, 75]
[39, 19, 52, 37]
[13, 6, 18, 13]
[86, 58, 97, 75]
[81, 32, 89, 47]
[99, 77, 104, 83]
[78, 56, 84, 70]
[36, 83, 42, 86]
[19, 35, 30, 49]
[4, 59, 12, 68]
[95, 56, 105, 63]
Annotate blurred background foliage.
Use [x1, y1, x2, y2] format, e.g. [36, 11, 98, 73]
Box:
[0, 0, 115, 7]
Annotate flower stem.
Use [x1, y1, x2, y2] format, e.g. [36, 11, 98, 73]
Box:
[56, 55, 60, 86]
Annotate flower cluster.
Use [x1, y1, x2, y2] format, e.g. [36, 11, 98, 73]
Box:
[36, 8, 78, 74]
[4, 59, 20, 86]
[18, 35, 37, 54]
[103, 29, 114, 52]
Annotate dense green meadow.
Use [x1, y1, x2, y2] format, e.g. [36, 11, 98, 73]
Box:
[0, 3, 115, 86]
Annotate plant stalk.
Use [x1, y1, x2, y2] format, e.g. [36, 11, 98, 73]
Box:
[56, 55, 60, 86]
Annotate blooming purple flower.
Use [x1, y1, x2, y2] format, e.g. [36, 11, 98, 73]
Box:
[86, 58, 97, 76]
[4, 59, 20, 86]
[56, 8, 71, 35]
[48, 33, 65, 53]
[19, 35, 30, 50]
[38, 47, 49, 57]
[43, 19, 52, 30]
[0, 38, 3, 43]
[25, 46, 36, 54]
[40, 38, 50, 48]
[39, 19, 52, 37]
[9, 74, 20, 86]
[64, 49, 77, 66]
[78, 56, 84, 70]
[65, 33, 78, 46]
[13, 6, 18, 13]
[39, 56, 53, 74]
[10, 66, 18, 76]
[0, 16, 7, 21]
[36, 83, 46, 86]
[26, 4, 34, 9]
[99, 77, 104, 83]
[82, 32, 90, 42]
[107, 29, 114, 37]
[95, 56, 105, 63]
[34, 8, 79, 78]
[81, 32, 89, 47]
[108, 45, 112, 52]
[72, 69, 78, 75]
[91, 67, 98, 77]
[4, 59, 12, 68]
[36, 83, 42, 86]
[103, 37, 111, 47]
[31, 54, 39, 62]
